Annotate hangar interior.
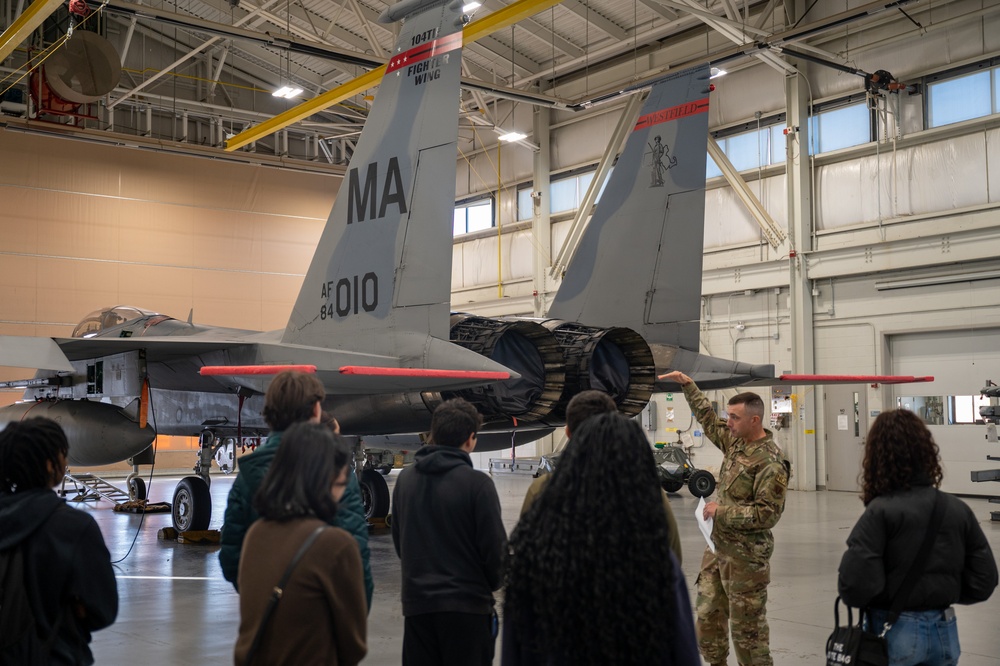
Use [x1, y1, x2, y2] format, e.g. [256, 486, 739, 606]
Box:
[4, 0, 1000, 494]
[2, 0, 1000, 662]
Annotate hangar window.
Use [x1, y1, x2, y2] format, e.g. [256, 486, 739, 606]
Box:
[808, 102, 872, 154]
[948, 394, 992, 425]
[707, 121, 785, 179]
[707, 99, 871, 178]
[927, 65, 996, 128]
[517, 186, 533, 221]
[516, 167, 611, 220]
[453, 197, 494, 235]
[897, 395, 945, 425]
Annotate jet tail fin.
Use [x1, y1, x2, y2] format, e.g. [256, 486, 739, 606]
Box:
[282, 0, 465, 354]
[547, 66, 712, 352]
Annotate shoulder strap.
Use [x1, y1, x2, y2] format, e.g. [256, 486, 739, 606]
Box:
[244, 525, 327, 665]
[883, 490, 947, 630]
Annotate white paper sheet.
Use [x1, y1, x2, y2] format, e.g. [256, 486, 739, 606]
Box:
[696, 496, 716, 553]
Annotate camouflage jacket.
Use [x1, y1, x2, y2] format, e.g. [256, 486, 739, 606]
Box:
[683, 381, 789, 563]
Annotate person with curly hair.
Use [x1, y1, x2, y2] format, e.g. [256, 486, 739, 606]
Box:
[838, 409, 997, 665]
[0, 417, 118, 665]
[234, 422, 366, 665]
[502, 412, 699, 666]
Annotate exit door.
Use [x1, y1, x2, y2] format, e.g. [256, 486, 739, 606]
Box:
[825, 385, 868, 492]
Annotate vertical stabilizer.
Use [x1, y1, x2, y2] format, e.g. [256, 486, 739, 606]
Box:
[283, 0, 464, 352]
[547, 66, 712, 352]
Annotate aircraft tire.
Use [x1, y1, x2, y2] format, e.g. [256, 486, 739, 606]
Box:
[688, 470, 716, 498]
[660, 478, 684, 494]
[360, 469, 390, 521]
[129, 476, 147, 501]
[172, 476, 211, 532]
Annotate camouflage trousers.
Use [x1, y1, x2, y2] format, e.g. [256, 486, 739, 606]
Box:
[696, 547, 772, 666]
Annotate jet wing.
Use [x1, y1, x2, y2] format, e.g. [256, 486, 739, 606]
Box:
[744, 374, 935, 386]
[0, 331, 519, 394]
[0, 336, 74, 371]
[651, 346, 933, 390]
[49, 337, 251, 362]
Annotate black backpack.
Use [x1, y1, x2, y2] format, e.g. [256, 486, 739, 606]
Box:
[0, 542, 63, 664]
[0, 543, 35, 650]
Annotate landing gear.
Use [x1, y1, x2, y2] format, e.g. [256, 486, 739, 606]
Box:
[172, 476, 212, 532]
[360, 468, 390, 521]
[128, 476, 147, 501]
[170, 429, 218, 532]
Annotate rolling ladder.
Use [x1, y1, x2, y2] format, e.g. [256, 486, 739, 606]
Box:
[60, 472, 131, 506]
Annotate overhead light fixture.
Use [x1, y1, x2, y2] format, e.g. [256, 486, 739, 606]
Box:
[462, 2, 481, 11]
[498, 131, 527, 142]
[272, 86, 304, 99]
[710, 67, 727, 79]
[875, 270, 1000, 291]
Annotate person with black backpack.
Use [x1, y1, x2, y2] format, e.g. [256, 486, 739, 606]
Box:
[0, 417, 118, 665]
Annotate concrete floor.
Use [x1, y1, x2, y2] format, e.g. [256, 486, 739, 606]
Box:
[79, 470, 1000, 664]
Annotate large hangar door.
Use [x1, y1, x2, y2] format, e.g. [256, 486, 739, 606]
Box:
[825, 385, 867, 492]
[890, 329, 1000, 496]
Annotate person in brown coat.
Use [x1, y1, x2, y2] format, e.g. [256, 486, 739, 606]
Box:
[234, 422, 367, 666]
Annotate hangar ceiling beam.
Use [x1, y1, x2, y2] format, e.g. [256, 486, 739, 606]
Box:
[226, 0, 568, 152]
[706, 137, 786, 250]
[471, 36, 540, 77]
[480, 0, 584, 58]
[663, 0, 797, 75]
[107, 0, 286, 109]
[637, 0, 678, 22]
[0, 0, 65, 63]
[346, 0, 388, 58]
[560, 0, 628, 42]
[753, 0, 779, 29]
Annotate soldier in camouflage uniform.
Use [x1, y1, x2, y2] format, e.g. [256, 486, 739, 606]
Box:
[660, 371, 790, 666]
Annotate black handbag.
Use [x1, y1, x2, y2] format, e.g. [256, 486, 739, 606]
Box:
[826, 599, 888, 666]
[826, 490, 947, 666]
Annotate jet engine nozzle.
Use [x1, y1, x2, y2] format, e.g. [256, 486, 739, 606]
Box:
[446, 315, 565, 423]
[543, 321, 655, 419]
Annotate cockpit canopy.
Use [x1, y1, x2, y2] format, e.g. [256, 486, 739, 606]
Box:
[72, 306, 161, 338]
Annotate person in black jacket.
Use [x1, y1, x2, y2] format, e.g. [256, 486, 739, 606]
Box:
[838, 409, 997, 665]
[0, 418, 118, 665]
[391, 398, 507, 666]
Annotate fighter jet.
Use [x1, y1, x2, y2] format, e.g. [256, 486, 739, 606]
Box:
[0, 0, 511, 529]
[0, 1, 930, 530]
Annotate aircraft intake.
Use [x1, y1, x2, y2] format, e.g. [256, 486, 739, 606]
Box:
[0, 399, 156, 466]
[446, 315, 565, 423]
[542, 321, 655, 419]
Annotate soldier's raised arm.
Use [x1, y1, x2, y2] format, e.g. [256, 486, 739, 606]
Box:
[659, 371, 734, 454]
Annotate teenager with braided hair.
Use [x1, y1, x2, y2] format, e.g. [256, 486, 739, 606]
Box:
[0, 417, 117, 665]
[502, 412, 699, 666]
